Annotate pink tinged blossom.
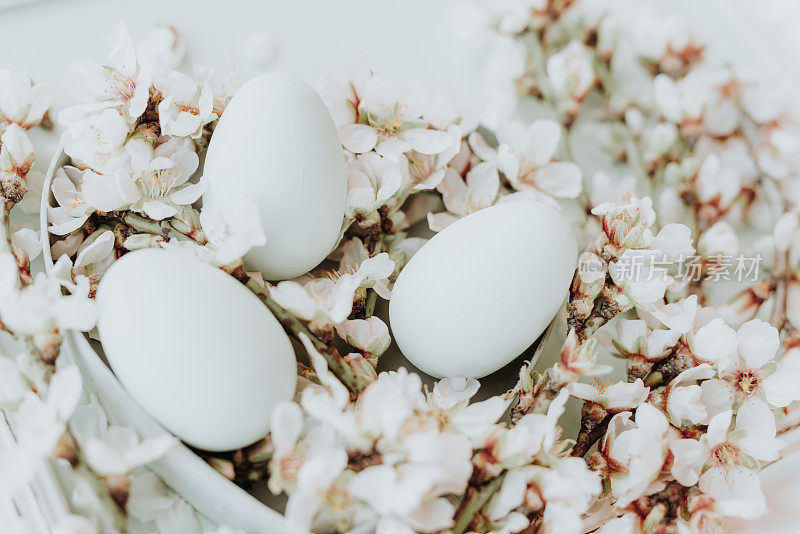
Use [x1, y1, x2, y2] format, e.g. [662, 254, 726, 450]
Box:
[0, 70, 52, 129]
[70, 400, 175, 476]
[335, 316, 391, 356]
[58, 104, 130, 172]
[546, 41, 596, 102]
[437, 162, 499, 218]
[127, 139, 202, 220]
[270, 252, 395, 324]
[346, 152, 404, 217]
[568, 379, 649, 412]
[665, 364, 715, 426]
[65, 22, 155, 122]
[354, 74, 451, 159]
[156, 70, 216, 138]
[168, 197, 267, 266]
[606, 403, 669, 507]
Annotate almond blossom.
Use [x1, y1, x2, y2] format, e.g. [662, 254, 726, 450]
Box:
[695, 319, 798, 420]
[428, 162, 499, 231]
[156, 71, 216, 138]
[669, 405, 778, 519]
[0, 70, 52, 131]
[0, 258, 96, 336]
[469, 119, 582, 206]
[0, 124, 35, 202]
[599, 403, 670, 507]
[269, 253, 395, 325]
[546, 41, 596, 104]
[339, 74, 452, 159]
[70, 399, 175, 476]
[568, 379, 649, 412]
[346, 152, 404, 221]
[65, 22, 156, 123]
[125, 138, 203, 219]
[59, 104, 130, 172]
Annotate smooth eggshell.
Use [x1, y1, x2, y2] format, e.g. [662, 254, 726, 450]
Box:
[202, 72, 347, 280]
[389, 201, 578, 379]
[96, 249, 297, 451]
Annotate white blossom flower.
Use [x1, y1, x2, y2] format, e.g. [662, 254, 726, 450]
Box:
[402, 124, 462, 191]
[349, 466, 457, 533]
[592, 195, 656, 257]
[697, 319, 797, 421]
[269, 253, 395, 325]
[127, 471, 204, 533]
[546, 41, 596, 102]
[426, 377, 507, 447]
[284, 448, 354, 534]
[670, 406, 776, 519]
[470, 119, 582, 205]
[162, 197, 266, 266]
[70, 399, 175, 475]
[59, 103, 131, 172]
[0, 366, 81, 498]
[346, 152, 404, 219]
[342, 74, 452, 159]
[609, 249, 671, 308]
[604, 403, 669, 506]
[0, 124, 35, 201]
[72, 229, 116, 281]
[0, 70, 52, 130]
[194, 60, 243, 116]
[0, 264, 96, 335]
[429, 162, 499, 230]
[653, 72, 710, 125]
[568, 379, 649, 412]
[147, 25, 187, 71]
[47, 167, 94, 235]
[156, 71, 216, 138]
[610, 319, 682, 362]
[65, 22, 156, 122]
[126, 138, 203, 219]
[481, 389, 569, 470]
[490, 456, 600, 534]
[664, 364, 715, 426]
[335, 316, 391, 357]
[755, 123, 800, 181]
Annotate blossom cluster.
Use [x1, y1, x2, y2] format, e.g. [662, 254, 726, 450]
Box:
[480, 0, 800, 531]
[264, 336, 600, 534]
[5, 0, 798, 533]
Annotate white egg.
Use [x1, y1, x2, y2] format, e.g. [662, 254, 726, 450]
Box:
[389, 201, 578, 379]
[96, 249, 297, 452]
[202, 73, 347, 280]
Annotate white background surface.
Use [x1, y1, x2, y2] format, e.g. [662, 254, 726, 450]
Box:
[2, 0, 800, 532]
